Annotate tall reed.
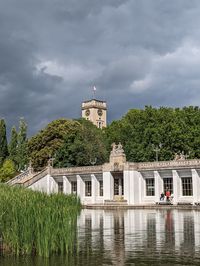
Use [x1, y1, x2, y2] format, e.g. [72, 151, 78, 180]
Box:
[0, 184, 81, 257]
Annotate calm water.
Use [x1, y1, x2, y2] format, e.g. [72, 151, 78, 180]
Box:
[1, 209, 200, 266]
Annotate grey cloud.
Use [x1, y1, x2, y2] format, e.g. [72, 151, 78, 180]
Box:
[1, 0, 200, 135]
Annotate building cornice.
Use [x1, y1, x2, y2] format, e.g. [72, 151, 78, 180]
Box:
[128, 159, 200, 171]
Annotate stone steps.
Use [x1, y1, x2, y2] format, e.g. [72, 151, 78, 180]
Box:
[104, 200, 128, 205]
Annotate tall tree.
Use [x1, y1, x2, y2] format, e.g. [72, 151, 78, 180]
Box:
[17, 118, 28, 170]
[0, 119, 9, 165]
[9, 126, 18, 167]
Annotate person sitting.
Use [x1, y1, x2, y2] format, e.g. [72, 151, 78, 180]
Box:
[166, 189, 171, 202]
[160, 192, 165, 201]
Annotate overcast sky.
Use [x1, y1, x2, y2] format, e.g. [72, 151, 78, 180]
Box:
[1, 0, 200, 136]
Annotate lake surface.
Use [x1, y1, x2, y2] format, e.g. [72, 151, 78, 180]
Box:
[1, 209, 200, 265]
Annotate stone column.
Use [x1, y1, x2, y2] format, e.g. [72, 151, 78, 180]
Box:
[103, 172, 113, 201]
[123, 170, 130, 204]
[91, 174, 98, 204]
[77, 175, 85, 203]
[154, 171, 162, 202]
[172, 170, 180, 204]
[192, 169, 200, 203]
[47, 174, 57, 194]
[63, 176, 71, 194]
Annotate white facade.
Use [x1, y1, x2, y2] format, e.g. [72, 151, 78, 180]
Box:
[16, 146, 200, 206]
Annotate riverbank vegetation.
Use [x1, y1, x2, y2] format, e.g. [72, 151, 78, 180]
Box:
[2, 105, 200, 177]
[0, 184, 81, 257]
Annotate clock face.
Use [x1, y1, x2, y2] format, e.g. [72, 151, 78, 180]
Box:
[85, 109, 90, 116]
[97, 109, 103, 116]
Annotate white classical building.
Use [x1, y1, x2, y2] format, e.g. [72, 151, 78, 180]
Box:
[8, 144, 200, 206]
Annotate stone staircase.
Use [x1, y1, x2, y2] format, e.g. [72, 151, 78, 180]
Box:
[7, 169, 34, 186]
[7, 167, 48, 188]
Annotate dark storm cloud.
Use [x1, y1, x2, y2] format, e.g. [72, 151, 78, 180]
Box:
[1, 0, 200, 135]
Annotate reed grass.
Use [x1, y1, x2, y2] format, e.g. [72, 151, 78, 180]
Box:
[0, 184, 81, 257]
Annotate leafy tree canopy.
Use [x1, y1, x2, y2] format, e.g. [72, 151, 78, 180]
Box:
[0, 159, 16, 182]
[28, 119, 81, 169]
[28, 118, 108, 169]
[54, 118, 108, 167]
[105, 106, 200, 162]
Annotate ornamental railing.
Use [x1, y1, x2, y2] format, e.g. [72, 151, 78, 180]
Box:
[129, 159, 200, 171]
[22, 168, 48, 188]
[6, 169, 31, 186]
[51, 165, 103, 176]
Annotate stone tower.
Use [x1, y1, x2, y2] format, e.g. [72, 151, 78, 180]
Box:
[81, 99, 107, 128]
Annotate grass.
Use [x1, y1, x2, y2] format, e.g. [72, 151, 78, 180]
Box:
[0, 184, 81, 257]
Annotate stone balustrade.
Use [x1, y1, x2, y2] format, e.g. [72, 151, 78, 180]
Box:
[7, 169, 31, 185]
[51, 165, 103, 176]
[136, 159, 200, 171]
[22, 168, 48, 187]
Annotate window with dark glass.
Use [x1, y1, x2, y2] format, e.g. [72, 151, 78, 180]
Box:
[146, 178, 155, 196]
[182, 177, 193, 196]
[71, 181, 77, 194]
[99, 180, 103, 196]
[85, 181, 92, 196]
[163, 178, 173, 194]
[58, 181, 63, 193]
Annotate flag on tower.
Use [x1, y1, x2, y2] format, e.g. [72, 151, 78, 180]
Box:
[92, 86, 97, 98]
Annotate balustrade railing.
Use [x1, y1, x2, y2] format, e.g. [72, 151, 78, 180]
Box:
[23, 168, 48, 187]
[135, 159, 200, 170]
[51, 165, 103, 175]
[7, 169, 31, 185]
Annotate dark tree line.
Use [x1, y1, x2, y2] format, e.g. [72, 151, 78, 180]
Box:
[0, 118, 28, 181]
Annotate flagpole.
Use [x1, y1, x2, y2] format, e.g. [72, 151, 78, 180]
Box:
[93, 86, 96, 99]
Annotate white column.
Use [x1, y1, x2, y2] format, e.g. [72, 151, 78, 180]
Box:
[154, 171, 162, 202]
[77, 174, 85, 203]
[63, 176, 71, 194]
[133, 171, 142, 204]
[91, 174, 98, 204]
[124, 170, 130, 204]
[192, 169, 200, 203]
[103, 172, 113, 201]
[172, 170, 180, 204]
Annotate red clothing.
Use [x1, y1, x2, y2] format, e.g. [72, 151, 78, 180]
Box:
[166, 191, 170, 197]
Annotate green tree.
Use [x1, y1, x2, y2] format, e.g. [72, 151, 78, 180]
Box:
[105, 106, 200, 162]
[28, 119, 80, 169]
[9, 126, 18, 167]
[0, 119, 9, 165]
[17, 118, 28, 170]
[0, 159, 16, 182]
[54, 119, 108, 167]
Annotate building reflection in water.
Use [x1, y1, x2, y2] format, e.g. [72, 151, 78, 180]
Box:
[77, 209, 200, 264]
